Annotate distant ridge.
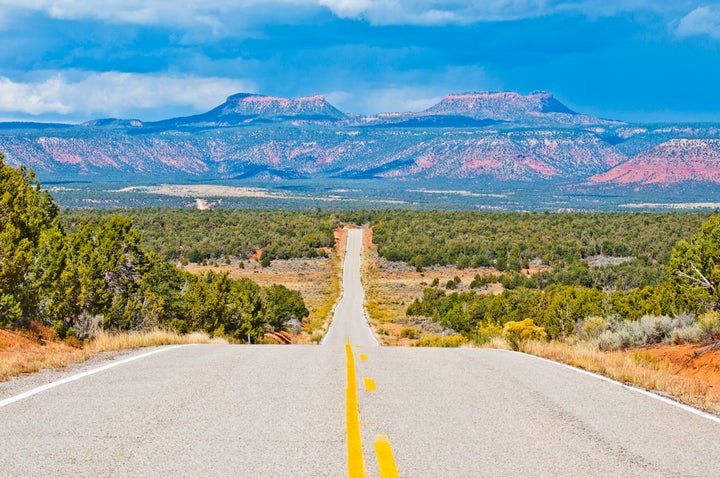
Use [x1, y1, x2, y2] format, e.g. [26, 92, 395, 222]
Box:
[213, 93, 347, 121]
[422, 91, 614, 126]
[590, 139, 720, 185]
[147, 93, 347, 128]
[0, 90, 718, 187]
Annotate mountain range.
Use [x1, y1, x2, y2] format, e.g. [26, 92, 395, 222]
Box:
[1, 91, 719, 187]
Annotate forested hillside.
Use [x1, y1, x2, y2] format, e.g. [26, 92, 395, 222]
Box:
[371, 211, 705, 270]
[0, 154, 307, 342]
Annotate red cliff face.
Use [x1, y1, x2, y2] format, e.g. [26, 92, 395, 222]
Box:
[590, 139, 720, 185]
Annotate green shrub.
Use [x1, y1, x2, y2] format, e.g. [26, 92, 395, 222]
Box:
[576, 316, 608, 340]
[170, 318, 189, 334]
[698, 312, 720, 341]
[593, 314, 701, 350]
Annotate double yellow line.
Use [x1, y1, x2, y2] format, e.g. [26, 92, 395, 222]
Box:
[346, 341, 365, 476]
[345, 340, 399, 478]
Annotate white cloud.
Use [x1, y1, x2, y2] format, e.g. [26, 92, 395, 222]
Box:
[0, 72, 256, 119]
[322, 64, 498, 114]
[676, 6, 720, 40]
[0, 0, 698, 28]
[313, 0, 694, 25]
[326, 87, 446, 115]
[317, 0, 376, 19]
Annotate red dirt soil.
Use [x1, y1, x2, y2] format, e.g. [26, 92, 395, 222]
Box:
[0, 328, 43, 352]
[648, 343, 720, 395]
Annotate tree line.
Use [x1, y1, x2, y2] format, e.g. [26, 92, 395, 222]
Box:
[62, 209, 705, 295]
[61, 208, 344, 265]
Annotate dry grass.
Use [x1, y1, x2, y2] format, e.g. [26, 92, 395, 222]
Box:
[517, 340, 720, 415]
[87, 329, 226, 351]
[0, 339, 88, 382]
[483, 336, 511, 350]
[0, 328, 226, 382]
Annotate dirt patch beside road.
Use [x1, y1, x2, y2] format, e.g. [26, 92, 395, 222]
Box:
[647, 343, 720, 401]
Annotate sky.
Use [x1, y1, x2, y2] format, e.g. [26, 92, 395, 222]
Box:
[0, 1, 718, 123]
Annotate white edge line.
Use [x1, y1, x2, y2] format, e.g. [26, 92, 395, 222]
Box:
[362, 309, 380, 347]
[498, 348, 720, 425]
[0, 345, 191, 409]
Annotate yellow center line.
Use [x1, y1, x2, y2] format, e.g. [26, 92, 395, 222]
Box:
[363, 377, 376, 392]
[375, 435, 400, 478]
[346, 340, 365, 478]
[359, 354, 368, 361]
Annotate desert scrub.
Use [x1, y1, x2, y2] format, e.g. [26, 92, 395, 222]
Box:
[400, 327, 421, 339]
[413, 333, 466, 347]
[698, 312, 720, 341]
[305, 244, 342, 335]
[591, 314, 720, 351]
[502, 319, 547, 351]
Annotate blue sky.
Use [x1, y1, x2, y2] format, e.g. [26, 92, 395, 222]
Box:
[0, 1, 718, 123]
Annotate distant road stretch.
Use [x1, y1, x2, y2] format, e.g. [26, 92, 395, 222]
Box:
[2, 228, 719, 477]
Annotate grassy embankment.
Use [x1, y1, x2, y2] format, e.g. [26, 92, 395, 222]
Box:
[517, 340, 720, 416]
[0, 328, 226, 382]
[305, 228, 346, 342]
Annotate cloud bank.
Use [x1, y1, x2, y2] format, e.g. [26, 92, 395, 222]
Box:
[0, 0, 706, 27]
[676, 6, 720, 40]
[0, 72, 255, 119]
[0, 1, 717, 122]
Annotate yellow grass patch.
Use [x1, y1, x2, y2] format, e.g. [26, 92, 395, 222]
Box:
[87, 330, 226, 351]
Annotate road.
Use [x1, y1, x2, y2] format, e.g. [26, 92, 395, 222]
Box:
[1, 228, 720, 477]
[322, 228, 377, 347]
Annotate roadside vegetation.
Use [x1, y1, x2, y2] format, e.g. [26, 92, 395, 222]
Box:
[0, 155, 310, 366]
[402, 213, 720, 346]
[365, 211, 720, 413]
